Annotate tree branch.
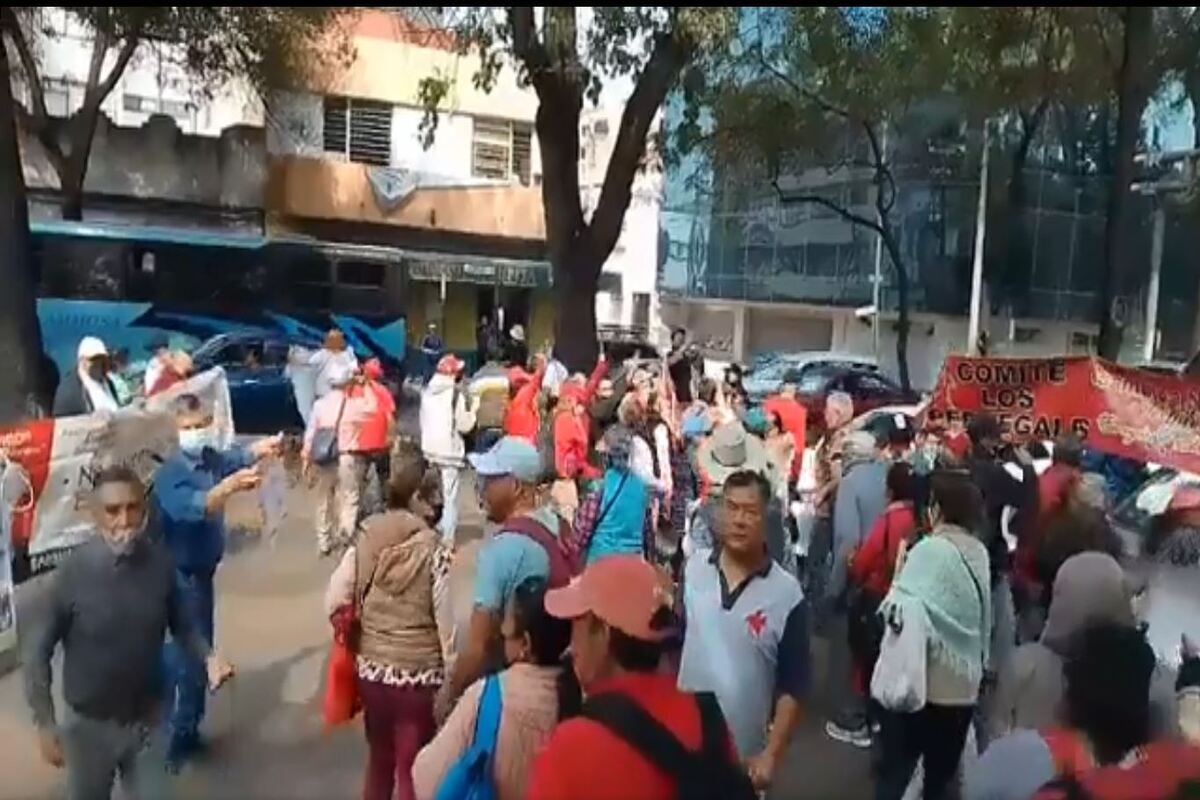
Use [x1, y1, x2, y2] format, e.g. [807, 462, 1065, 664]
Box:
[585, 30, 690, 271]
[771, 174, 884, 236]
[93, 35, 139, 105]
[754, 45, 850, 120]
[1, 9, 49, 124]
[508, 7, 550, 94]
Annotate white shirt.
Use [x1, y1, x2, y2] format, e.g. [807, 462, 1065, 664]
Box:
[310, 349, 358, 398]
[80, 369, 119, 413]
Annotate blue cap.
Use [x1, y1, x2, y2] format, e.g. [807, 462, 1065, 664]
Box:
[468, 436, 542, 483]
[681, 408, 714, 440]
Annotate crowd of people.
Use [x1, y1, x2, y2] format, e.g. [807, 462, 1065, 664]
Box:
[18, 323, 1200, 800]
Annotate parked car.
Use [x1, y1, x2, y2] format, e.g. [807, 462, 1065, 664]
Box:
[744, 351, 880, 404]
[792, 363, 917, 436]
[192, 330, 394, 435]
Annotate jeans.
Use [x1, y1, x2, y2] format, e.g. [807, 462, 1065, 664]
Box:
[875, 704, 974, 800]
[61, 706, 169, 800]
[437, 465, 461, 546]
[163, 569, 215, 761]
[359, 679, 436, 800]
[827, 610, 867, 730]
[315, 453, 368, 551]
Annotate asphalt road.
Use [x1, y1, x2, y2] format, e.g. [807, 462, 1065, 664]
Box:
[0, 476, 873, 800]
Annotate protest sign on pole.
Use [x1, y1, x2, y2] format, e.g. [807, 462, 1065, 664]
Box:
[2, 368, 233, 580]
[927, 355, 1200, 474]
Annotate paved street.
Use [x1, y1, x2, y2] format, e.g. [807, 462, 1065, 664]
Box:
[0, 476, 872, 800]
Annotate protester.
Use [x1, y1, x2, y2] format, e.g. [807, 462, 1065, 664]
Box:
[666, 328, 698, 404]
[54, 336, 121, 416]
[106, 347, 135, 406]
[1033, 501, 1123, 602]
[527, 555, 755, 800]
[309, 329, 358, 400]
[23, 467, 233, 799]
[973, 623, 1200, 800]
[762, 410, 796, 505]
[324, 450, 453, 800]
[577, 424, 653, 563]
[412, 576, 578, 800]
[147, 350, 193, 397]
[552, 361, 608, 523]
[987, 551, 1176, 742]
[153, 393, 278, 769]
[357, 359, 397, 505]
[846, 461, 918, 715]
[874, 468, 991, 800]
[881, 413, 915, 463]
[420, 323, 445, 382]
[506, 324, 528, 368]
[419, 354, 477, 546]
[476, 314, 499, 364]
[503, 353, 546, 445]
[304, 373, 372, 556]
[807, 391, 855, 606]
[825, 430, 889, 748]
[447, 437, 576, 704]
[723, 363, 748, 411]
[763, 382, 807, 479]
[690, 420, 776, 555]
[677, 470, 810, 789]
[143, 334, 172, 395]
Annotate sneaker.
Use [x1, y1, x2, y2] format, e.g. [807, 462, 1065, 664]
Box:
[825, 720, 872, 749]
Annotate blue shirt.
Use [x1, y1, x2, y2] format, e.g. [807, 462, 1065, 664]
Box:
[152, 446, 253, 574]
[473, 506, 560, 612]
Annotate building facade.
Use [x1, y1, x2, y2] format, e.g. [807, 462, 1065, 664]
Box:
[579, 106, 664, 347]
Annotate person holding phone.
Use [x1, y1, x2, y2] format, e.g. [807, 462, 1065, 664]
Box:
[152, 393, 280, 770]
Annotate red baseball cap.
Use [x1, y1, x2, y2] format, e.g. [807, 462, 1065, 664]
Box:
[544, 556, 675, 642]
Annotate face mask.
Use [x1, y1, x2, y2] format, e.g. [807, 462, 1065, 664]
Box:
[102, 516, 147, 558]
[178, 427, 215, 456]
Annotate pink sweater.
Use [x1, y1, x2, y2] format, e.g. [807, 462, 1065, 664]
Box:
[412, 664, 562, 800]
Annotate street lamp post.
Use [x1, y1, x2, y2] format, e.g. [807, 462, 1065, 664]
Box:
[967, 123, 990, 356]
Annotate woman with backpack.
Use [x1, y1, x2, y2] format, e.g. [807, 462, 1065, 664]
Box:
[576, 424, 653, 563]
[873, 468, 991, 800]
[412, 577, 579, 800]
[323, 447, 453, 800]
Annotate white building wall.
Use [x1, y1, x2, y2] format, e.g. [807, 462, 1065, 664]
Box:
[580, 106, 663, 339]
[26, 10, 261, 136]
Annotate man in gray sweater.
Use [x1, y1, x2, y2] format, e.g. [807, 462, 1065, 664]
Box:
[23, 465, 233, 799]
[825, 430, 888, 748]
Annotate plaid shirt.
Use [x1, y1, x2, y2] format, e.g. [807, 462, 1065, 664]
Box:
[575, 480, 655, 560]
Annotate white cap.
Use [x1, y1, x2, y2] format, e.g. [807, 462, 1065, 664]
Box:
[77, 336, 108, 360]
[510, 324, 526, 342]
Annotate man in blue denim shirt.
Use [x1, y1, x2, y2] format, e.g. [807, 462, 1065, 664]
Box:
[152, 393, 278, 769]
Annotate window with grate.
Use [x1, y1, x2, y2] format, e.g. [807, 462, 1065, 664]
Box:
[323, 96, 392, 166]
[472, 118, 534, 184]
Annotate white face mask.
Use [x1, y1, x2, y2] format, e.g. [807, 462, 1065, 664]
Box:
[178, 427, 215, 456]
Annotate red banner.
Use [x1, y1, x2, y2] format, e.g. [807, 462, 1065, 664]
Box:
[927, 356, 1200, 474]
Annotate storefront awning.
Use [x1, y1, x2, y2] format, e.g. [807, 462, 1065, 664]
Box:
[31, 219, 267, 250]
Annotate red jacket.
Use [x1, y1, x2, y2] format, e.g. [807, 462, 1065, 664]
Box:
[503, 362, 545, 443]
[849, 501, 916, 598]
[554, 408, 600, 480]
[526, 673, 735, 800]
[764, 395, 808, 479]
[1016, 464, 1080, 588]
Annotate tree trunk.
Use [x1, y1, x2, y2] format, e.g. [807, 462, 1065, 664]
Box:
[60, 176, 84, 221]
[1098, 7, 1153, 360]
[880, 226, 911, 393]
[0, 44, 47, 421]
[1002, 103, 1047, 314]
[552, 255, 602, 371]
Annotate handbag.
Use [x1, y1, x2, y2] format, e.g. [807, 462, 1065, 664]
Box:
[870, 599, 929, 713]
[434, 674, 503, 800]
[321, 550, 378, 729]
[311, 394, 348, 466]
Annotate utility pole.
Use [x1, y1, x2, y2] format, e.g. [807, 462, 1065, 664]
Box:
[1132, 147, 1200, 364]
[967, 123, 990, 356]
[872, 124, 889, 360]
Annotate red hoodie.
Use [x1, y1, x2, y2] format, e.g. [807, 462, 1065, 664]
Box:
[1015, 463, 1080, 589]
[849, 501, 917, 598]
[503, 362, 545, 443]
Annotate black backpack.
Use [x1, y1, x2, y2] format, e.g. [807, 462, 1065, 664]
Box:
[582, 690, 757, 800]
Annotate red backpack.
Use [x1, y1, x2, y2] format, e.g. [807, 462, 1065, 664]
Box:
[502, 514, 584, 588]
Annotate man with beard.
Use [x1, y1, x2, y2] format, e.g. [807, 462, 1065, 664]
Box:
[24, 466, 233, 798]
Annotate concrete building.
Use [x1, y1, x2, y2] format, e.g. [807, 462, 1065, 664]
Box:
[579, 106, 663, 347]
[265, 9, 549, 360]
